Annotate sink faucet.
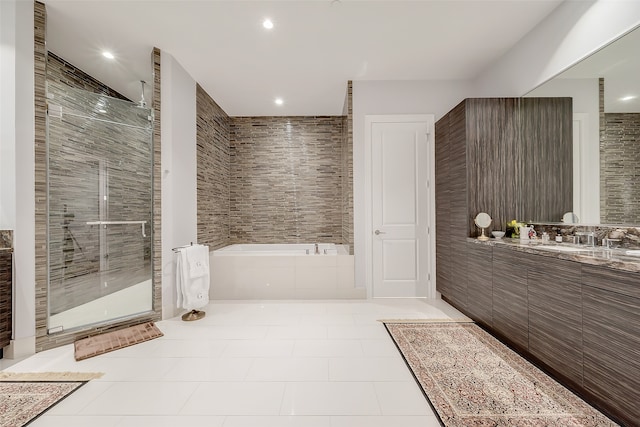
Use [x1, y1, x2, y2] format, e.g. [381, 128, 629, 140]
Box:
[314, 243, 320, 255]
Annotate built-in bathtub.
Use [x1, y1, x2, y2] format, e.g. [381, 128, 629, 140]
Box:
[209, 243, 365, 299]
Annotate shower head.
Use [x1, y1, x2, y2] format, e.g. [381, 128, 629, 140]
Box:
[138, 80, 147, 108]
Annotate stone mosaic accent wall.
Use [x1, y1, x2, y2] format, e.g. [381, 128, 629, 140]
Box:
[600, 112, 640, 224]
[151, 48, 162, 321]
[34, 0, 48, 350]
[229, 116, 344, 244]
[196, 85, 231, 250]
[342, 81, 354, 254]
[0, 231, 12, 249]
[46, 81, 152, 289]
[47, 53, 127, 99]
[599, 77, 640, 224]
[531, 224, 640, 249]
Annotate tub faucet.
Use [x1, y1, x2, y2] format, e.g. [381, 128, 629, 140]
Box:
[314, 243, 320, 255]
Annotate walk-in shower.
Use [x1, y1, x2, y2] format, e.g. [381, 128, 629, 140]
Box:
[46, 81, 153, 333]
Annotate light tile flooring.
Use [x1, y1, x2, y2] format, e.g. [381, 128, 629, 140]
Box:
[3, 298, 465, 427]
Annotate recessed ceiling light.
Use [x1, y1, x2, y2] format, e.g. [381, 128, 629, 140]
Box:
[102, 51, 115, 60]
[263, 19, 274, 30]
[620, 95, 637, 101]
[274, 98, 284, 106]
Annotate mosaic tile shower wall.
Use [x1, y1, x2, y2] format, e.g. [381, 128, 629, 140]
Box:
[600, 113, 640, 224]
[196, 84, 231, 250]
[151, 48, 162, 318]
[34, 1, 47, 348]
[599, 78, 640, 224]
[229, 116, 344, 244]
[342, 81, 354, 254]
[46, 82, 152, 314]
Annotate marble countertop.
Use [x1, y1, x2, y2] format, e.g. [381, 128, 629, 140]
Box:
[468, 237, 640, 273]
[0, 230, 13, 250]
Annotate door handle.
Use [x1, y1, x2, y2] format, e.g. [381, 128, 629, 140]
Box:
[374, 230, 386, 235]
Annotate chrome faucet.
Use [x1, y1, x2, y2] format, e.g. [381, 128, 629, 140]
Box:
[314, 243, 320, 255]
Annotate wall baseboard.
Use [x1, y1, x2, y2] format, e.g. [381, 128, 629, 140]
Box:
[4, 335, 35, 359]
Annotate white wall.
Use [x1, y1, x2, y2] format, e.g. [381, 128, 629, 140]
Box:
[474, 0, 640, 97]
[0, 0, 35, 357]
[160, 52, 198, 319]
[0, 0, 16, 230]
[527, 78, 600, 223]
[351, 80, 472, 291]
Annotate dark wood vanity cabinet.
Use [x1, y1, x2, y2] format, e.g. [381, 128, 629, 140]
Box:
[434, 97, 572, 303]
[0, 250, 12, 352]
[491, 246, 529, 352]
[434, 117, 453, 302]
[435, 101, 468, 309]
[581, 265, 640, 426]
[454, 244, 639, 425]
[466, 243, 492, 328]
[527, 255, 583, 389]
[434, 96, 637, 424]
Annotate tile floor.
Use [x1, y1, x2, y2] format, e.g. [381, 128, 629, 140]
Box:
[3, 298, 465, 426]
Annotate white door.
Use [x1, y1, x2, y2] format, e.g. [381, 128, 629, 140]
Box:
[369, 117, 432, 297]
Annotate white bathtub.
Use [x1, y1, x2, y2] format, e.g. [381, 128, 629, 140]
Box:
[209, 243, 364, 299]
[214, 243, 347, 256]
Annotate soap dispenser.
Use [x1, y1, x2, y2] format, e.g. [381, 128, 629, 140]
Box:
[555, 231, 562, 243]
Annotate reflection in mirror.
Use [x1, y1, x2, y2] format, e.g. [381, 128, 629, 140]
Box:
[526, 25, 640, 225]
[562, 212, 579, 224]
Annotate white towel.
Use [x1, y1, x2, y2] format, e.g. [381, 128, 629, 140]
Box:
[187, 244, 209, 278]
[176, 244, 210, 310]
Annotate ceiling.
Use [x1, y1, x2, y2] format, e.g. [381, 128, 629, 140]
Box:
[43, 0, 564, 116]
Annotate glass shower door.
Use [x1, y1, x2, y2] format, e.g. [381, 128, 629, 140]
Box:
[47, 82, 153, 333]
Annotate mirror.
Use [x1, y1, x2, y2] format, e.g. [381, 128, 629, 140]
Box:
[562, 212, 579, 224]
[474, 212, 492, 241]
[526, 25, 640, 226]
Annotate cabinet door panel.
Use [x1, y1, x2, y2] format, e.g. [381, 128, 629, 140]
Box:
[466, 243, 492, 327]
[582, 264, 640, 299]
[435, 115, 451, 298]
[583, 284, 640, 426]
[466, 98, 520, 235]
[448, 241, 468, 310]
[448, 102, 467, 240]
[492, 248, 528, 352]
[528, 255, 582, 388]
[0, 251, 12, 349]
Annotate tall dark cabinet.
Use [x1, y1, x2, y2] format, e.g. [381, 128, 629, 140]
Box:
[435, 97, 573, 305]
[0, 250, 12, 356]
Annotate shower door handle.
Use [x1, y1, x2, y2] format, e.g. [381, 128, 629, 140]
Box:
[86, 220, 148, 237]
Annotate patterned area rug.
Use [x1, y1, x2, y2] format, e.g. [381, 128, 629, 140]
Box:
[74, 321, 163, 361]
[0, 372, 102, 427]
[384, 322, 618, 426]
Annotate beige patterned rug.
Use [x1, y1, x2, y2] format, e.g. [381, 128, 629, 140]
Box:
[384, 322, 618, 426]
[74, 321, 163, 361]
[0, 372, 102, 427]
